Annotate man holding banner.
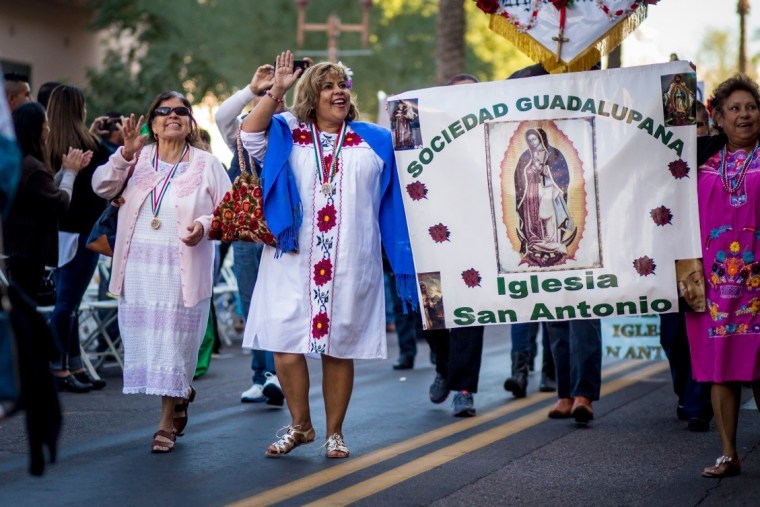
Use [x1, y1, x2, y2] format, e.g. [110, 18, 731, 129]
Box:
[389, 60, 701, 424]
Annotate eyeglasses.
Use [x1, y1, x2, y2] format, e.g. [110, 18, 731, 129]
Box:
[154, 106, 191, 117]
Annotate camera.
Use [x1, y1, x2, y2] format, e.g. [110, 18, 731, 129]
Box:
[274, 60, 310, 74]
[102, 117, 122, 132]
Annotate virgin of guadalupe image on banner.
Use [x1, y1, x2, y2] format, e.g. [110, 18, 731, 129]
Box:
[485, 118, 602, 274]
[662, 72, 697, 127]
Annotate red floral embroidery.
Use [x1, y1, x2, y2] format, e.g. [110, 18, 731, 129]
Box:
[407, 181, 428, 201]
[313, 258, 333, 286]
[462, 268, 482, 288]
[429, 223, 451, 243]
[343, 131, 364, 147]
[292, 127, 313, 146]
[253, 187, 263, 198]
[317, 204, 337, 232]
[312, 312, 330, 338]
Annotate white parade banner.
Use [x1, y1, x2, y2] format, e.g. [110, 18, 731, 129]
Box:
[388, 61, 700, 330]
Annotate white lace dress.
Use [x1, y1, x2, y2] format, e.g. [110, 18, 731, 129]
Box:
[241, 112, 386, 359]
[118, 160, 209, 397]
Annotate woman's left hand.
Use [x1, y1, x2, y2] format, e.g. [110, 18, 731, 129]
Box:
[181, 221, 205, 246]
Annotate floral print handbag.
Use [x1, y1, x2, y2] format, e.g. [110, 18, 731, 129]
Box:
[208, 131, 275, 245]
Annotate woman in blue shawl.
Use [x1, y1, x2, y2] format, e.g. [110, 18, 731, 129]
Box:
[240, 51, 416, 459]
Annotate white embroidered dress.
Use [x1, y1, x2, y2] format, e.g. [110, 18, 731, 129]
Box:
[119, 160, 209, 397]
[241, 112, 386, 359]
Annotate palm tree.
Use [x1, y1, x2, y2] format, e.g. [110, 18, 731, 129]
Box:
[436, 0, 466, 84]
[738, 0, 750, 73]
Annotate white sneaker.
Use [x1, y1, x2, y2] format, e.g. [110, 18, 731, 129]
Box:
[263, 372, 285, 407]
[241, 383, 266, 403]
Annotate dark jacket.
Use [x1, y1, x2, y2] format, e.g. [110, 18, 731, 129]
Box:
[697, 134, 727, 167]
[58, 141, 110, 234]
[2, 155, 71, 266]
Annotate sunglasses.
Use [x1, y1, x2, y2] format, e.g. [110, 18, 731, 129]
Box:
[154, 106, 191, 117]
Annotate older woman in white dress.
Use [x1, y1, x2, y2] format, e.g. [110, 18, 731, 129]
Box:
[241, 51, 416, 458]
[93, 91, 231, 453]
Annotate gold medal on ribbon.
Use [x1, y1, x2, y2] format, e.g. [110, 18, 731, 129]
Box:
[150, 217, 161, 230]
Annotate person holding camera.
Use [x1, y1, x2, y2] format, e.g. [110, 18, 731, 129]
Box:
[92, 113, 125, 154]
[215, 63, 285, 406]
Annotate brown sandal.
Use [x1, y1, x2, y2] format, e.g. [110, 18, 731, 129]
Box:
[702, 456, 741, 478]
[173, 386, 196, 437]
[151, 430, 176, 453]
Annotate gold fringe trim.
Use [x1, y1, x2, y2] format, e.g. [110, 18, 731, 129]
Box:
[488, 6, 647, 73]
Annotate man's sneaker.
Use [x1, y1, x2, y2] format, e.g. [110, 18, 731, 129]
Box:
[241, 383, 266, 403]
[263, 372, 285, 407]
[429, 373, 450, 404]
[452, 391, 476, 417]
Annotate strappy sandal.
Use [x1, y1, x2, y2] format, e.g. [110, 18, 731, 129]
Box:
[702, 455, 741, 478]
[324, 433, 350, 459]
[151, 430, 176, 453]
[173, 386, 196, 437]
[265, 425, 316, 457]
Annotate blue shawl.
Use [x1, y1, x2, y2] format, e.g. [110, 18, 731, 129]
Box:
[261, 114, 418, 310]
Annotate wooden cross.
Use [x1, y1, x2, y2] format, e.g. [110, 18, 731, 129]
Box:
[295, 0, 373, 62]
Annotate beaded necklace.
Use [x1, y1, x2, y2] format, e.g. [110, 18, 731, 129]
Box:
[719, 142, 759, 196]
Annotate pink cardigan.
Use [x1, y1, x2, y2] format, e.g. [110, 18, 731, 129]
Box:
[92, 145, 232, 307]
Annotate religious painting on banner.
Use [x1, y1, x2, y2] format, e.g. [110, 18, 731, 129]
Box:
[389, 61, 702, 330]
[486, 117, 601, 272]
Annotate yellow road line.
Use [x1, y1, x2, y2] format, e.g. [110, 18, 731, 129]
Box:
[228, 359, 660, 507]
[305, 361, 670, 507]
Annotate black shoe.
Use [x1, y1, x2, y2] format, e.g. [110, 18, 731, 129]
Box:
[688, 418, 710, 432]
[392, 356, 414, 370]
[55, 374, 92, 393]
[74, 371, 106, 390]
[539, 373, 557, 392]
[676, 404, 688, 421]
[504, 376, 527, 398]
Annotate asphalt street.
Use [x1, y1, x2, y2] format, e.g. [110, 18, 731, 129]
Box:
[1, 326, 759, 506]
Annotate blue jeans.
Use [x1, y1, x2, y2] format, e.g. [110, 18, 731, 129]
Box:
[546, 319, 602, 401]
[50, 234, 100, 371]
[232, 241, 274, 385]
[511, 322, 540, 353]
[659, 312, 712, 420]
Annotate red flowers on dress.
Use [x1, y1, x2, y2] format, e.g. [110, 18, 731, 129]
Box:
[317, 204, 337, 232]
[312, 312, 330, 338]
[292, 127, 313, 146]
[313, 258, 333, 286]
